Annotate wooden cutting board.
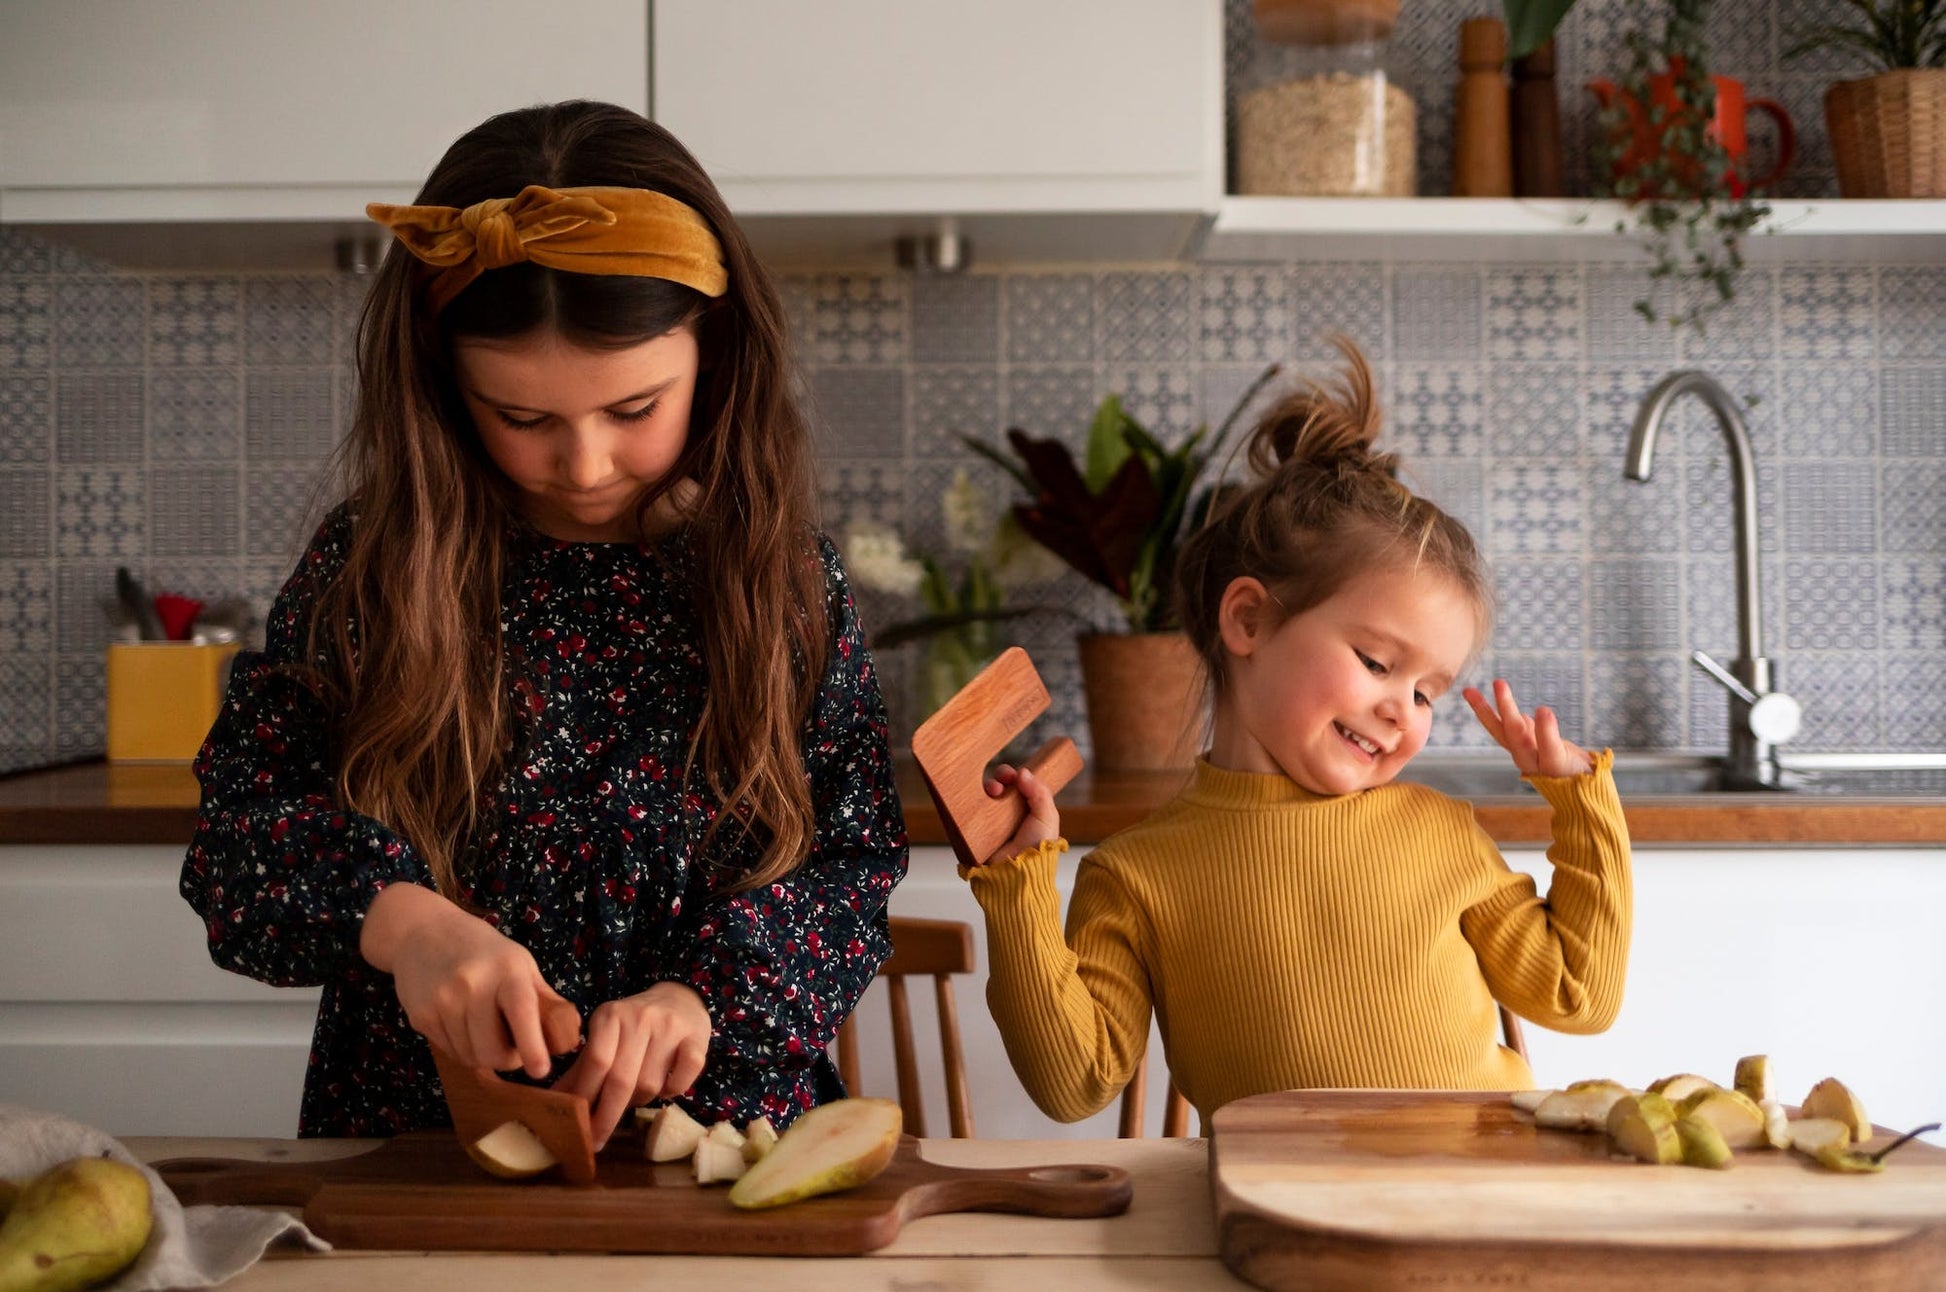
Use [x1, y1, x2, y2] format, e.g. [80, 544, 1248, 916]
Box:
[155, 1132, 1131, 1255]
[1212, 1090, 1946, 1292]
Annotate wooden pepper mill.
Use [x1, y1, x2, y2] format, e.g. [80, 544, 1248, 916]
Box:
[1451, 16, 1512, 196]
[1511, 36, 1566, 197]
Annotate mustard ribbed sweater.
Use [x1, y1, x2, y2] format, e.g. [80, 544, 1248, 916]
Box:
[964, 750, 1632, 1125]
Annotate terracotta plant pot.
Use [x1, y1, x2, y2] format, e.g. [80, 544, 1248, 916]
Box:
[1076, 632, 1206, 773]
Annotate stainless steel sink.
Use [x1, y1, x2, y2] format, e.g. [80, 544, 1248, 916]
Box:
[1398, 752, 1946, 799]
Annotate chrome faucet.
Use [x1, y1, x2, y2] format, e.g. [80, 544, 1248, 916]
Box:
[1624, 371, 1801, 789]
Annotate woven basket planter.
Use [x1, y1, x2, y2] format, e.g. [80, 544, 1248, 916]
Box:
[1825, 68, 1946, 198]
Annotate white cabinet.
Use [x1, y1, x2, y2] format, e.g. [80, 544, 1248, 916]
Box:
[0, 0, 647, 224]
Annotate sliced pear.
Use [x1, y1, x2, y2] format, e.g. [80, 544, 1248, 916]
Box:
[1675, 1115, 1734, 1169]
[1812, 1143, 1885, 1174]
[1613, 1110, 1684, 1164]
[644, 1104, 708, 1163]
[1534, 1080, 1632, 1132]
[1510, 1089, 1554, 1114]
[1606, 1092, 1677, 1142]
[692, 1135, 748, 1185]
[1801, 1078, 1871, 1142]
[1677, 1087, 1768, 1149]
[705, 1121, 746, 1151]
[1732, 1054, 1774, 1105]
[1759, 1099, 1791, 1150]
[1787, 1117, 1852, 1156]
[742, 1116, 779, 1163]
[1646, 1073, 1719, 1103]
[728, 1098, 903, 1210]
[463, 1120, 558, 1180]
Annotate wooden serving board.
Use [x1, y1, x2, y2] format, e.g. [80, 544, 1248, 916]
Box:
[1212, 1090, 1946, 1292]
[155, 1133, 1131, 1255]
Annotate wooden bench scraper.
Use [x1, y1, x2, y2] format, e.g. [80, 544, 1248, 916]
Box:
[430, 1043, 598, 1183]
[910, 646, 1083, 870]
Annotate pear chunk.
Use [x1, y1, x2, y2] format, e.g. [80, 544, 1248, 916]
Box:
[643, 1104, 709, 1163]
[1613, 1109, 1684, 1165]
[1675, 1115, 1734, 1169]
[692, 1135, 748, 1186]
[742, 1116, 779, 1163]
[1509, 1089, 1553, 1115]
[1812, 1143, 1885, 1174]
[1733, 1054, 1775, 1105]
[463, 1120, 558, 1180]
[728, 1098, 903, 1210]
[1759, 1099, 1791, 1150]
[1534, 1080, 1631, 1132]
[1677, 1087, 1768, 1149]
[1606, 1092, 1677, 1142]
[1787, 1117, 1852, 1156]
[1801, 1078, 1872, 1142]
[1646, 1073, 1718, 1103]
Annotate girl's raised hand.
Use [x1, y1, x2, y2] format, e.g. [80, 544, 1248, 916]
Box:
[553, 983, 713, 1150]
[1463, 678, 1594, 779]
[971, 763, 1061, 867]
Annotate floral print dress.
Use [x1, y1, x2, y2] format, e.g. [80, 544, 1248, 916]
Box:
[181, 508, 908, 1137]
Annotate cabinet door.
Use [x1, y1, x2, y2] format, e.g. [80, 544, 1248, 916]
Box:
[652, 0, 1219, 212]
[1, 0, 646, 211]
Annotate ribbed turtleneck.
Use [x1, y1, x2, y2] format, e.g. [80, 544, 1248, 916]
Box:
[964, 752, 1631, 1125]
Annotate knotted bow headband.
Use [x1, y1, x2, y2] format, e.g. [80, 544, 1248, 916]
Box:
[366, 184, 729, 316]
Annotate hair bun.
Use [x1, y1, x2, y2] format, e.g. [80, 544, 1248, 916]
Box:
[1245, 335, 1389, 478]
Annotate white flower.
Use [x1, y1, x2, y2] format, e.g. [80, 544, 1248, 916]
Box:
[941, 468, 995, 557]
[842, 522, 926, 597]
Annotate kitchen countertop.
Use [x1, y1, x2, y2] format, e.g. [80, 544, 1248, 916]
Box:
[2, 759, 1943, 848]
[124, 1134, 1238, 1290]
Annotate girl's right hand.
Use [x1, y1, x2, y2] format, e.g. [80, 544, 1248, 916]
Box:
[361, 882, 582, 1078]
[974, 763, 1061, 866]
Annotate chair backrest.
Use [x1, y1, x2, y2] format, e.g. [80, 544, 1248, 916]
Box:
[1118, 1004, 1531, 1137]
[832, 915, 977, 1138]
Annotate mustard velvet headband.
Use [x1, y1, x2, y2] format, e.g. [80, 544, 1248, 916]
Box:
[366, 184, 729, 315]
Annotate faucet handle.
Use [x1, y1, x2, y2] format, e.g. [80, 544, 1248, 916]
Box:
[1692, 651, 1803, 745]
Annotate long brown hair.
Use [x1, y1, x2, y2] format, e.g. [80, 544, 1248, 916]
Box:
[316, 101, 825, 896]
[1176, 336, 1493, 693]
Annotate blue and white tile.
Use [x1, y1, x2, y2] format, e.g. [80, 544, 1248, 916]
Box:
[1783, 654, 1881, 750]
[910, 274, 999, 364]
[149, 369, 241, 461]
[244, 370, 339, 459]
[910, 365, 999, 458]
[1703, 0, 1775, 76]
[1488, 364, 1584, 459]
[1004, 367, 1099, 447]
[1778, 267, 1874, 359]
[244, 277, 339, 366]
[1584, 366, 1671, 445]
[55, 467, 143, 558]
[1880, 654, 1946, 751]
[54, 372, 144, 464]
[0, 277, 53, 369]
[150, 558, 248, 608]
[1199, 364, 1289, 465]
[1389, 364, 1484, 458]
[1426, 680, 1496, 749]
[1098, 272, 1194, 364]
[1589, 558, 1684, 651]
[150, 466, 240, 558]
[0, 470, 49, 559]
[1782, 461, 1875, 553]
[1405, 459, 1485, 545]
[55, 561, 122, 654]
[1392, 267, 1481, 360]
[1770, 76, 1838, 199]
[1679, 268, 1777, 364]
[1491, 559, 1584, 652]
[816, 459, 906, 535]
[808, 275, 908, 365]
[1588, 654, 1687, 749]
[1004, 273, 1094, 364]
[0, 654, 51, 761]
[1682, 456, 1781, 558]
[810, 367, 904, 457]
[0, 562, 53, 653]
[1487, 267, 1582, 361]
[0, 229, 54, 276]
[1658, 362, 1778, 460]
[1881, 559, 1946, 651]
[1103, 365, 1197, 442]
[1776, 363, 1876, 456]
[148, 277, 239, 367]
[55, 278, 144, 367]
[1784, 557, 1878, 651]
[1487, 653, 1587, 740]
[53, 656, 105, 757]
[1880, 460, 1946, 553]
[1586, 268, 1679, 365]
[1489, 462, 1584, 555]
[1685, 552, 1785, 660]
[1199, 265, 1290, 363]
[1588, 463, 1684, 555]
[244, 465, 331, 558]
[1288, 264, 1385, 360]
[1880, 368, 1946, 456]
[1879, 268, 1946, 360]
[903, 457, 1018, 560]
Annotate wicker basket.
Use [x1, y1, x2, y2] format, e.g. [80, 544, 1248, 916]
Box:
[1825, 68, 1946, 198]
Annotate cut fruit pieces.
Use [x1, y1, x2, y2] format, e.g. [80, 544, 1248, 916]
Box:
[1787, 1117, 1852, 1156]
[1606, 1092, 1677, 1142]
[742, 1116, 779, 1163]
[692, 1135, 748, 1185]
[644, 1104, 708, 1163]
[1613, 1109, 1684, 1165]
[1675, 1115, 1734, 1169]
[1510, 1089, 1553, 1114]
[728, 1098, 903, 1210]
[463, 1120, 558, 1180]
[1812, 1143, 1885, 1174]
[1646, 1073, 1718, 1103]
[1759, 1099, 1791, 1150]
[1535, 1080, 1631, 1132]
[1677, 1087, 1768, 1150]
[1733, 1054, 1775, 1105]
[1801, 1078, 1872, 1142]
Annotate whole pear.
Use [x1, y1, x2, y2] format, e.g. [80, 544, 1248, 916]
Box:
[0, 1156, 153, 1292]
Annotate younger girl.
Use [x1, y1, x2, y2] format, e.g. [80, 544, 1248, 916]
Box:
[968, 342, 1631, 1125]
[180, 101, 907, 1148]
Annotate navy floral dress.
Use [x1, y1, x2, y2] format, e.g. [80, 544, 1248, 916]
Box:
[180, 507, 908, 1137]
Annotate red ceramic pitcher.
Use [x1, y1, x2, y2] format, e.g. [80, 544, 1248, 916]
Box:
[1587, 63, 1795, 198]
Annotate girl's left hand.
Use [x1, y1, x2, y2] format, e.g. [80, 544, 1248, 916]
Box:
[1463, 678, 1594, 778]
[553, 981, 713, 1150]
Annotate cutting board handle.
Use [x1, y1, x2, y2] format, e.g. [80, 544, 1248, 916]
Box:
[898, 1161, 1133, 1222]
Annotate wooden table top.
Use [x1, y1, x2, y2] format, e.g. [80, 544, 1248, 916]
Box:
[3, 758, 1943, 848]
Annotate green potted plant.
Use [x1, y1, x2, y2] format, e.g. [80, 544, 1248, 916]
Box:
[959, 365, 1279, 771]
[1788, 0, 1946, 197]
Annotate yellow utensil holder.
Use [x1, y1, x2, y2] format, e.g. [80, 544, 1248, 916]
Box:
[105, 642, 241, 762]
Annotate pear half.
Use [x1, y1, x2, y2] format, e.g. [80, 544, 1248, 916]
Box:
[1801, 1078, 1872, 1142]
[463, 1120, 558, 1180]
[1787, 1117, 1852, 1156]
[1677, 1087, 1768, 1149]
[728, 1098, 903, 1210]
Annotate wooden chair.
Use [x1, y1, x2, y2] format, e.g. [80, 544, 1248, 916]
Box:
[1118, 1005, 1529, 1137]
[833, 915, 977, 1138]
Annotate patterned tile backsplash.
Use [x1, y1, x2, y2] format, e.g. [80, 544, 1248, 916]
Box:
[1, 0, 1943, 774]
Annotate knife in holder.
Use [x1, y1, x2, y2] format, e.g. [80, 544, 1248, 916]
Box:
[910, 646, 1083, 870]
[430, 1043, 598, 1184]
